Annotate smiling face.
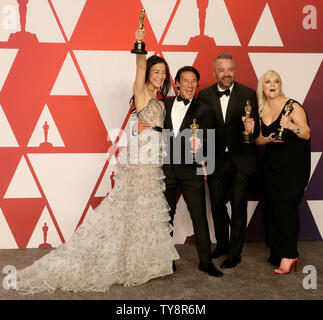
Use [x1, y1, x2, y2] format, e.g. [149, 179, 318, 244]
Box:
[214, 58, 236, 89]
[147, 62, 167, 90]
[262, 72, 282, 99]
[176, 71, 198, 100]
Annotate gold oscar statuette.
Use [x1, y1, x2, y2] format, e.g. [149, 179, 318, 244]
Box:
[273, 99, 294, 141]
[190, 119, 199, 162]
[241, 100, 252, 144]
[131, 8, 148, 54]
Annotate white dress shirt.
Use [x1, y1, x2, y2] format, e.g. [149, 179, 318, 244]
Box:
[171, 96, 192, 137]
[218, 84, 234, 151]
[218, 83, 233, 122]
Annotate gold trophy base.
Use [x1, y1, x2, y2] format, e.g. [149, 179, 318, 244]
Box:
[241, 132, 252, 144]
[131, 41, 147, 54]
[273, 129, 285, 141]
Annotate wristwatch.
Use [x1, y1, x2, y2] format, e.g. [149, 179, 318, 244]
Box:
[295, 128, 301, 135]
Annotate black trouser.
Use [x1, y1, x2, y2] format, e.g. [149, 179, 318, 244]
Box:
[163, 164, 211, 266]
[207, 153, 250, 258]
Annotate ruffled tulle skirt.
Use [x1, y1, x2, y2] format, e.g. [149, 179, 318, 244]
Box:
[16, 131, 179, 294]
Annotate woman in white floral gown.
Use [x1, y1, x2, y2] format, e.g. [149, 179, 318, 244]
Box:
[15, 29, 179, 294]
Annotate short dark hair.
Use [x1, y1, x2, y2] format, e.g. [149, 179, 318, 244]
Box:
[213, 53, 234, 70]
[174, 66, 200, 84]
[216, 53, 233, 61]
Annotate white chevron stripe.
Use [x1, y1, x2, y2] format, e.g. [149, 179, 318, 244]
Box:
[249, 3, 283, 46]
[249, 53, 323, 104]
[307, 201, 323, 239]
[51, 0, 87, 40]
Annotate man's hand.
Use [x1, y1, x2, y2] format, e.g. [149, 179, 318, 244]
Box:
[189, 136, 201, 151]
[242, 116, 255, 134]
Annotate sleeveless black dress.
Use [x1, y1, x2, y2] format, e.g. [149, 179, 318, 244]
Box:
[260, 99, 310, 259]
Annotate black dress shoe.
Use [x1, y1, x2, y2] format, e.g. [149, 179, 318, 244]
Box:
[172, 261, 176, 272]
[199, 262, 223, 277]
[211, 247, 229, 259]
[220, 256, 241, 269]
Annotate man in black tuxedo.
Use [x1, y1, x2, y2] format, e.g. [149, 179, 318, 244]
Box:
[162, 66, 222, 277]
[139, 66, 222, 277]
[198, 54, 260, 268]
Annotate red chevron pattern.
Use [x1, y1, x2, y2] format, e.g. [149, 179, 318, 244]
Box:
[0, 0, 322, 248]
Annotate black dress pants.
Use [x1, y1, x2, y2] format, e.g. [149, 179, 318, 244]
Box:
[164, 165, 211, 265]
[207, 153, 250, 258]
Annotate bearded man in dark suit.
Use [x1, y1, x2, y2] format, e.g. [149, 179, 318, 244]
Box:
[198, 54, 260, 268]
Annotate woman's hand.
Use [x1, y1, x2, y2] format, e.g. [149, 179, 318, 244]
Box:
[279, 114, 293, 130]
[135, 28, 146, 41]
[138, 119, 151, 133]
[266, 132, 284, 144]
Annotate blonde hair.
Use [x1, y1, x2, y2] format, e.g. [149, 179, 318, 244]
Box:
[257, 70, 285, 117]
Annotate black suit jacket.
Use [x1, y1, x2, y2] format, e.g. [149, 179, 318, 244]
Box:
[198, 81, 260, 175]
[162, 96, 215, 177]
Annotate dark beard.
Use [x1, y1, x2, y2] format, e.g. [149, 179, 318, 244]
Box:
[218, 77, 233, 89]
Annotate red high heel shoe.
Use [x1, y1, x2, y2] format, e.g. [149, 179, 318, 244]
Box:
[274, 258, 298, 275]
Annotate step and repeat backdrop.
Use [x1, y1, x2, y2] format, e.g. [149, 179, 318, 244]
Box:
[0, 0, 322, 249]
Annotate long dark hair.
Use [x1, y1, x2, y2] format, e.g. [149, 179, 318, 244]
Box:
[130, 55, 171, 114]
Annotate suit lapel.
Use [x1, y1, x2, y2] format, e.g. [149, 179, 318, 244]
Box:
[164, 97, 176, 130]
[208, 84, 225, 127]
[225, 82, 240, 124]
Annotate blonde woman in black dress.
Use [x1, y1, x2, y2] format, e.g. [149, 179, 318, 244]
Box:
[254, 70, 310, 274]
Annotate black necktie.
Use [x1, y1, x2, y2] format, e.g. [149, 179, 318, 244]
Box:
[217, 89, 230, 98]
[176, 95, 190, 105]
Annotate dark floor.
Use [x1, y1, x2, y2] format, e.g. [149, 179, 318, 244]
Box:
[0, 242, 322, 301]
